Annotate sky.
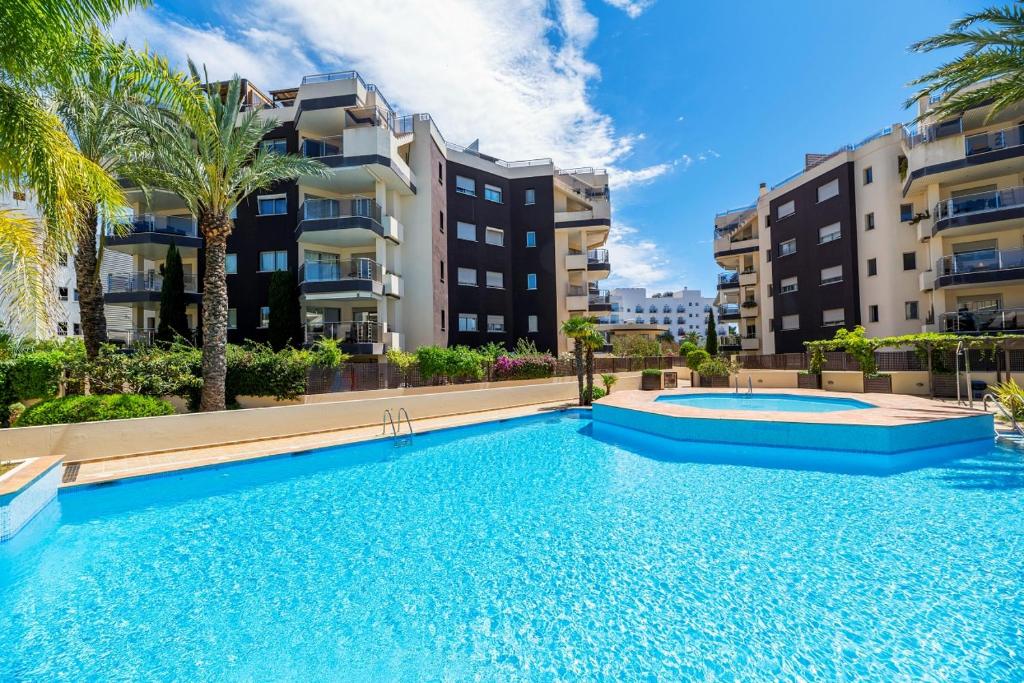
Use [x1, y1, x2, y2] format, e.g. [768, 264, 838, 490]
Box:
[110, 0, 984, 295]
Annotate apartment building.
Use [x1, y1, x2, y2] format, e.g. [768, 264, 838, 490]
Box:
[106, 72, 612, 356]
[608, 287, 722, 341]
[713, 83, 1022, 354]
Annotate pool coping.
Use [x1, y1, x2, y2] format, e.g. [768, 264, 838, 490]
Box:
[0, 455, 64, 503]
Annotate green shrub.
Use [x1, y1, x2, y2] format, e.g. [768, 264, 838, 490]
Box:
[641, 368, 662, 377]
[8, 351, 66, 399]
[600, 373, 618, 394]
[583, 386, 607, 402]
[685, 349, 711, 369]
[696, 358, 730, 377]
[678, 341, 698, 358]
[415, 345, 485, 382]
[16, 394, 175, 427]
[991, 379, 1024, 420]
[612, 335, 661, 358]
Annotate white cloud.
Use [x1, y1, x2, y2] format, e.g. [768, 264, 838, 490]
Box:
[602, 0, 656, 19]
[604, 224, 682, 291]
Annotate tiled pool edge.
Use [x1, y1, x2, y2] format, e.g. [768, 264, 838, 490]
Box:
[591, 403, 994, 454]
[0, 455, 63, 542]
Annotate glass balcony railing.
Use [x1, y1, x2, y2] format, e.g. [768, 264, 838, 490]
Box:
[108, 214, 197, 238]
[939, 307, 1024, 333]
[719, 334, 741, 347]
[587, 249, 609, 265]
[718, 304, 740, 317]
[106, 271, 198, 294]
[567, 285, 588, 296]
[304, 320, 382, 344]
[588, 291, 611, 305]
[301, 197, 382, 223]
[718, 272, 739, 286]
[936, 248, 1024, 277]
[934, 186, 1024, 222]
[300, 258, 382, 284]
[964, 125, 1024, 156]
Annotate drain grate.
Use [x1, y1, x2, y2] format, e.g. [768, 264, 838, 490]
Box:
[62, 463, 80, 483]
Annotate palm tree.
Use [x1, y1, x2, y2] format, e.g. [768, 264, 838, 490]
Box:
[0, 1, 139, 332]
[126, 69, 329, 410]
[907, 5, 1024, 122]
[581, 329, 605, 406]
[561, 315, 597, 406]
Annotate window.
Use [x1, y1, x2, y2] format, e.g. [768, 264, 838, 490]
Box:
[259, 306, 270, 328]
[863, 166, 873, 185]
[766, 248, 772, 262]
[441, 310, 446, 331]
[902, 252, 917, 270]
[777, 200, 795, 219]
[455, 175, 475, 196]
[817, 178, 839, 202]
[900, 203, 914, 222]
[257, 195, 287, 215]
[458, 313, 478, 332]
[822, 308, 845, 327]
[487, 315, 505, 333]
[438, 161, 443, 184]
[525, 188, 536, 205]
[73, 289, 79, 302]
[225, 253, 238, 274]
[818, 222, 841, 244]
[73, 323, 81, 336]
[779, 239, 797, 257]
[820, 265, 843, 285]
[905, 301, 919, 320]
[526, 273, 537, 290]
[457, 221, 476, 241]
[57, 286, 68, 301]
[259, 250, 288, 271]
[528, 315, 538, 333]
[525, 231, 536, 247]
[485, 227, 504, 246]
[458, 267, 477, 286]
[261, 139, 287, 155]
[769, 319, 775, 332]
[867, 258, 877, 276]
[439, 211, 445, 233]
[869, 305, 879, 323]
[227, 309, 237, 329]
[780, 276, 798, 294]
[440, 259, 445, 282]
[781, 314, 800, 331]
[56, 322, 68, 336]
[767, 283, 774, 297]
[484, 184, 502, 203]
[486, 271, 504, 289]
[865, 212, 875, 231]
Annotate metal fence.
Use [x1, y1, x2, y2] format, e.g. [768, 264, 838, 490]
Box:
[305, 356, 682, 395]
[738, 351, 925, 372]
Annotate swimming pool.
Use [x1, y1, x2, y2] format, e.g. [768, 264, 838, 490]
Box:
[2, 412, 1021, 679]
[656, 392, 875, 412]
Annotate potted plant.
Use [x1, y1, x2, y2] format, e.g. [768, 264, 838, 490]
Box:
[696, 358, 731, 388]
[798, 345, 824, 389]
[641, 368, 662, 391]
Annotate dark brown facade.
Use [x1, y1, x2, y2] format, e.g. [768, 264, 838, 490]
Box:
[769, 161, 860, 352]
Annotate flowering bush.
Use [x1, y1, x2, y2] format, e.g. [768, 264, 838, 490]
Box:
[492, 353, 556, 381]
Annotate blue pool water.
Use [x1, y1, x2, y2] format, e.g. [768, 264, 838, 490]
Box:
[657, 392, 875, 412]
[2, 413, 1022, 680]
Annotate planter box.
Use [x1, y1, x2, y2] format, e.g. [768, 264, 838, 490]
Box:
[641, 374, 662, 391]
[797, 373, 822, 390]
[864, 375, 893, 394]
[699, 375, 730, 388]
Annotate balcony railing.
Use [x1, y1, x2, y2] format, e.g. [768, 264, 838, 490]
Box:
[939, 307, 1024, 333]
[719, 334, 741, 347]
[718, 304, 740, 317]
[718, 272, 739, 285]
[567, 284, 589, 297]
[106, 271, 199, 294]
[301, 197, 382, 223]
[301, 136, 343, 158]
[302, 71, 365, 86]
[934, 185, 1024, 222]
[108, 214, 197, 238]
[107, 328, 156, 346]
[964, 125, 1024, 157]
[936, 248, 1024, 277]
[588, 293, 611, 306]
[587, 249, 609, 265]
[304, 320, 382, 345]
[741, 299, 758, 308]
[300, 258, 383, 284]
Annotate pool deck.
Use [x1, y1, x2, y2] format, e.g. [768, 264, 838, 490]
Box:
[600, 388, 986, 426]
[61, 400, 577, 488]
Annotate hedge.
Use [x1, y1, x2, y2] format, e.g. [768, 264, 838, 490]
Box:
[15, 394, 175, 427]
[686, 349, 711, 370]
[492, 354, 556, 381]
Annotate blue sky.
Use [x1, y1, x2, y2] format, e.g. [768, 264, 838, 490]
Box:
[112, 0, 983, 294]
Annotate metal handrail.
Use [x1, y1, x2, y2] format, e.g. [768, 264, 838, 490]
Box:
[398, 408, 413, 437]
[382, 409, 397, 437]
[983, 393, 1024, 438]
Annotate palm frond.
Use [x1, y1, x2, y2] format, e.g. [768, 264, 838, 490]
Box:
[0, 209, 56, 335]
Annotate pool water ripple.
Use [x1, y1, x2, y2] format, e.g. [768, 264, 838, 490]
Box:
[1, 414, 1022, 680]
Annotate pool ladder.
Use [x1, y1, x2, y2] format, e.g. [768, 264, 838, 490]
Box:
[982, 393, 1024, 443]
[382, 408, 414, 447]
[735, 376, 753, 396]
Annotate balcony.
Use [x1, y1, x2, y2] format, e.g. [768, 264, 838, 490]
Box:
[105, 271, 200, 305]
[906, 123, 1024, 192]
[566, 284, 589, 311]
[740, 299, 759, 317]
[719, 334, 741, 350]
[933, 247, 1024, 289]
[741, 335, 760, 351]
[587, 249, 610, 277]
[304, 320, 384, 355]
[105, 214, 201, 257]
[588, 290, 612, 312]
[554, 203, 611, 230]
[739, 268, 757, 286]
[299, 258, 384, 299]
[718, 304, 740, 320]
[933, 186, 1024, 234]
[939, 306, 1024, 333]
[301, 135, 343, 159]
[717, 272, 739, 290]
[296, 198, 395, 245]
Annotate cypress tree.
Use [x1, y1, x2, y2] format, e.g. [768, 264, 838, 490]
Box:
[156, 243, 189, 343]
[705, 309, 719, 356]
[268, 269, 299, 350]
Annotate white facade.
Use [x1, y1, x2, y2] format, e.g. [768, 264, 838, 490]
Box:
[608, 287, 725, 340]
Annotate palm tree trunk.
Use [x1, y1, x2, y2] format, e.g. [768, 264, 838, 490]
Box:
[584, 347, 595, 406]
[574, 339, 585, 406]
[199, 213, 231, 411]
[74, 204, 107, 359]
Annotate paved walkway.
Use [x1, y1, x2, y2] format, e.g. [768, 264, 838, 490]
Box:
[63, 400, 578, 487]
